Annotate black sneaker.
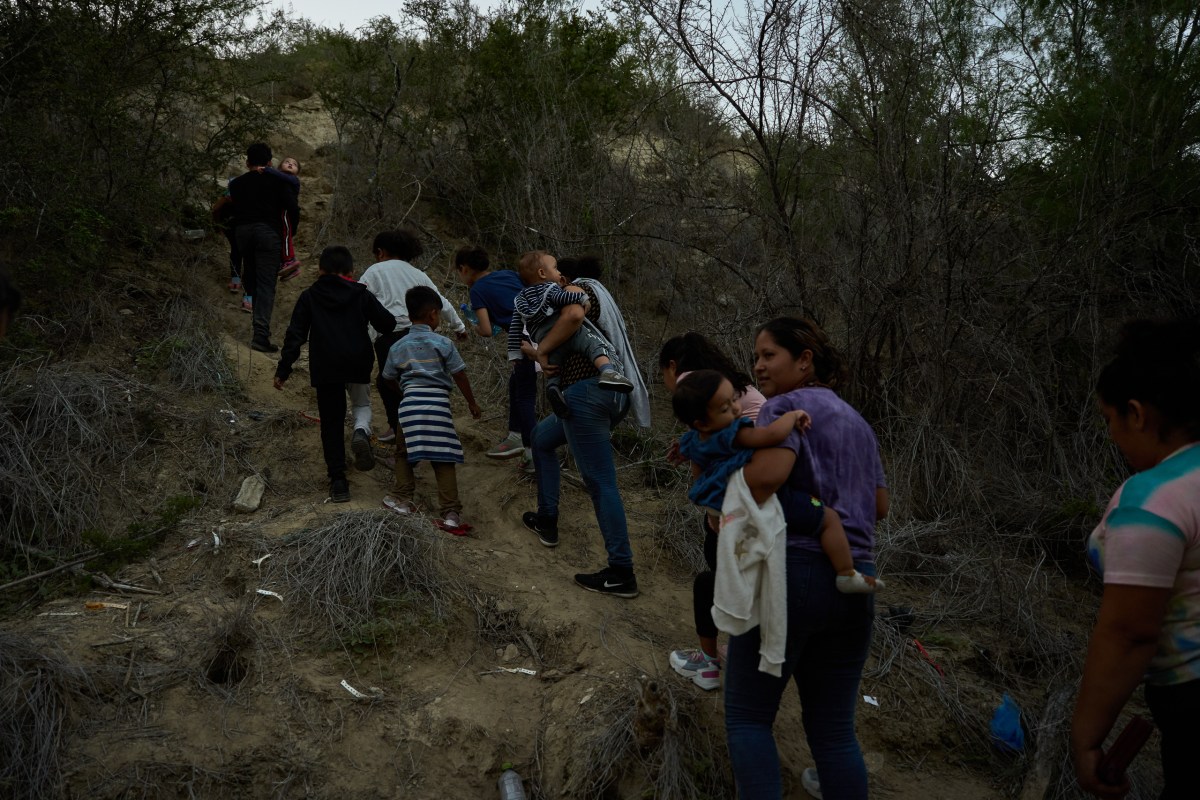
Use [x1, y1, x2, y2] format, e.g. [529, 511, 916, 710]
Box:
[574, 566, 638, 598]
[546, 385, 570, 419]
[522, 511, 558, 548]
[330, 478, 350, 503]
[351, 429, 375, 471]
[250, 339, 278, 353]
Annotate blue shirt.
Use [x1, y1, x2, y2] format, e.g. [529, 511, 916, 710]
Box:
[382, 324, 466, 391]
[680, 418, 756, 511]
[468, 270, 524, 329]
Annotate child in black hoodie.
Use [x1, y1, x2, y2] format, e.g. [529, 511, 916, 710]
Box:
[274, 246, 395, 502]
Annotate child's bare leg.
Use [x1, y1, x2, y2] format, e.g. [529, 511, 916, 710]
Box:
[594, 354, 611, 369]
[698, 635, 719, 660]
[817, 507, 881, 593]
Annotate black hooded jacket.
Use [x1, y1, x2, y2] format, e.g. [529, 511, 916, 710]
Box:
[276, 274, 396, 385]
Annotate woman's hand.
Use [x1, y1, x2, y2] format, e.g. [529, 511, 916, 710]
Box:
[1073, 747, 1130, 798]
[521, 341, 555, 374]
[785, 409, 812, 432]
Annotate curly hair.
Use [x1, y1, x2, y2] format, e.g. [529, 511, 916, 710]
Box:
[371, 229, 424, 262]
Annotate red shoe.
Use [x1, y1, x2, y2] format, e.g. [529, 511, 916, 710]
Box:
[278, 260, 301, 281]
[240, 296, 252, 313]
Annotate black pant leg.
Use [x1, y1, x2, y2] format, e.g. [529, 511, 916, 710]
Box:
[1146, 678, 1200, 800]
[373, 329, 406, 432]
[314, 383, 347, 481]
[694, 514, 720, 639]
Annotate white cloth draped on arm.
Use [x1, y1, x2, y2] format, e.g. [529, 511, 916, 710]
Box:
[711, 469, 788, 677]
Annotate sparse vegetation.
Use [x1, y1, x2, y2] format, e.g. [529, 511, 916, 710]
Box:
[0, 0, 1195, 796]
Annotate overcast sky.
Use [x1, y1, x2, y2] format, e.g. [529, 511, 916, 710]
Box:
[268, 1, 406, 30]
[268, 0, 601, 30]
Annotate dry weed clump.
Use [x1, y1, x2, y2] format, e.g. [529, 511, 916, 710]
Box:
[0, 361, 149, 551]
[553, 675, 733, 799]
[0, 631, 96, 800]
[264, 510, 451, 641]
[466, 591, 568, 668]
[155, 295, 236, 393]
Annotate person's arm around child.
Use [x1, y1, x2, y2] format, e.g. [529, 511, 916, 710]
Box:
[736, 409, 811, 449]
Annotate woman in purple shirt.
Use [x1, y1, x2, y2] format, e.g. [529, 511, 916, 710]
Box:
[727, 317, 888, 800]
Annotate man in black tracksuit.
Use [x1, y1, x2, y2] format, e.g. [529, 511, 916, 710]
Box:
[273, 246, 395, 502]
[231, 142, 300, 352]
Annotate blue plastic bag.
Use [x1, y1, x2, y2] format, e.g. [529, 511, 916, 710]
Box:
[990, 693, 1025, 752]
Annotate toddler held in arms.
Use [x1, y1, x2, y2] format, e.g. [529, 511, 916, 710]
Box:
[673, 369, 881, 593]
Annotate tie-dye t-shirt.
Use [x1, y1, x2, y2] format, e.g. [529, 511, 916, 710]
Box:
[1086, 442, 1200, 686]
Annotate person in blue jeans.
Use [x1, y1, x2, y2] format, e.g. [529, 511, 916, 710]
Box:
[732, 316, 890, 800]
[519, 265, 650, 598]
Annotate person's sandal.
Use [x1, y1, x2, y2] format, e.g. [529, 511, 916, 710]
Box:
[382, 496, 414, 515]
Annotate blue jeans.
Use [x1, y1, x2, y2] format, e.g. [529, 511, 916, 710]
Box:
[531, 377, 633, 568]
[724, 548, 875, 800]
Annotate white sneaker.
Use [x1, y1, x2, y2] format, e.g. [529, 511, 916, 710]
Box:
[801, 768, 822, 799]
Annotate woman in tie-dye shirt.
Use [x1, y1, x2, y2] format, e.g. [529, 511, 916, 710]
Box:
[1071, 319, 1200, 800]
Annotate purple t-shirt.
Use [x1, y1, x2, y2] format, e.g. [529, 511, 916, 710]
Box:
[757, 387, 886, 560]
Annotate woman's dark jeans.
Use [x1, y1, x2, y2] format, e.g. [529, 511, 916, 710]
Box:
[724, 548, 875, 800]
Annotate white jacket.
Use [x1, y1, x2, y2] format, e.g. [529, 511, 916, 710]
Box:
[711, 470, 788, 677]
[359, 259, 465, 340]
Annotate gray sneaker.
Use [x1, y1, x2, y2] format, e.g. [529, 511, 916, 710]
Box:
[597, 369, 634, 393]
[351, 429, 375, 471]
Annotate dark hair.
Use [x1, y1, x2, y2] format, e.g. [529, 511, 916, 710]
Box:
[672, 369, 727, 429]
[372, 229, 424, 262]
[1097, 318, 1200, 440]
[558, 254, 602, 281]
[518, 250, 549, 285]
[756, 317, 846, 390]
[455, 246, 489, 273]
[405, 285, 441, 322]
[0, 272, 21, 315]
[318, 245, 354, 276]
[659, 332, 753, 394]
[246, 142, 272, 167]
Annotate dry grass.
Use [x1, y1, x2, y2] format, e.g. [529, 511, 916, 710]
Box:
[156, 295, 237, 393]
[262, 510, 451, 642]
[0, 631, 96, 800]
[0, 361, 149, 551]
[552, 675, 733, 799]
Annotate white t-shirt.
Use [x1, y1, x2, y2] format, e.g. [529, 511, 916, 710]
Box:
[359, 259, 465, 340]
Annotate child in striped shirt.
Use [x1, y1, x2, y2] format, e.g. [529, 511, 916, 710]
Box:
[380, 286, 481, 532]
